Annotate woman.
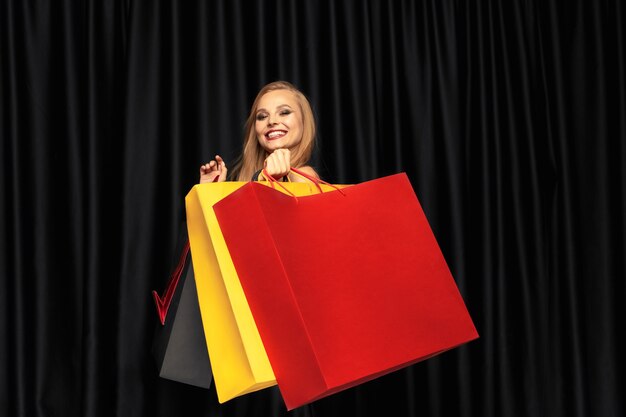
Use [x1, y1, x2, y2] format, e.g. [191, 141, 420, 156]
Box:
[199, 81, 319, 183]
[198, 81, 318, 416]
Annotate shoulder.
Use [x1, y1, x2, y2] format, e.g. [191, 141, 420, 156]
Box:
[295, 165, 319, 179]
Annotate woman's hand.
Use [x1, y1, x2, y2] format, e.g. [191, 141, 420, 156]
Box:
[263, 149, 291, 179]
[199, 155, 227, 183]
[263, 149, 319, 182]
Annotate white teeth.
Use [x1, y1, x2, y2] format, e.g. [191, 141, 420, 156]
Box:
[268, 131, 286, 138]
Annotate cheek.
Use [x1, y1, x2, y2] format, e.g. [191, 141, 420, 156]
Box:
[287, 115, 302, 133]
[294, 119, 304, 138]
[255, 122, 264, 138]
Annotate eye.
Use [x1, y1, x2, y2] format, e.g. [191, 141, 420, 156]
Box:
[280, 109, 292, 116]
[256, 113, 268, 121]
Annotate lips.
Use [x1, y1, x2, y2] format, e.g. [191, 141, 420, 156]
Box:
[266, 130, 287, 140]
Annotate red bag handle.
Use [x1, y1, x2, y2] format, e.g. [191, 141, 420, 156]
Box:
[261, 169, 299, 199]
[289, 167, 346, 196]
[260, 168, 346, 198]
[152, 240, 191, 325]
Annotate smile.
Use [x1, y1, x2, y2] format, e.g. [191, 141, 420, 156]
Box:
[266, 130, 287, 140]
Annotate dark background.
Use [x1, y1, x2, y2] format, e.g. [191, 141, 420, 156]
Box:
[1, 1, 624, 416]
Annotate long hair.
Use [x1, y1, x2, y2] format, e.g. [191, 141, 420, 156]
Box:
[231, 81, 316, 181]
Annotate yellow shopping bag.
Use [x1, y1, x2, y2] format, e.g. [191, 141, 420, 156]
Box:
[186, 180, 342, 403]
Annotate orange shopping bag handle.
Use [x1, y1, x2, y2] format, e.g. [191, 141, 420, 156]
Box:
[260, 168, 346, 199]
[261, 169, 298, 200]
[289, 167, 346, 195]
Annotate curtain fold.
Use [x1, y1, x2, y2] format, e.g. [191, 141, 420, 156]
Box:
[1, 1, 624, 416]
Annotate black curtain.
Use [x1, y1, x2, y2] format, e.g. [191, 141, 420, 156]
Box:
[1, 0, 624, 416]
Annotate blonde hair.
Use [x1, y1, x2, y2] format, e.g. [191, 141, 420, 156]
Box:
[232, 81, 316, 181]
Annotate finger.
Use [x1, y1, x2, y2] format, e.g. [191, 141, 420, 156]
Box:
[270, 160, 285, 177]
[279, 149, 291, 173]
[273, 154, 286, 174]
[265, 155, 274, 173]
[278, 155, 287, 175]
[276, 151, 288, 174]
[217, 156, 227, 171]
[265, 155, 279, 176]
[277, 148, 290, 159]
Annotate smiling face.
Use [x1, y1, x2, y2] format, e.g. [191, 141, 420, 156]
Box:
[254, 90, 304, 153]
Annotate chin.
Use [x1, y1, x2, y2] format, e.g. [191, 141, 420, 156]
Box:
[264, 141, 286, 150]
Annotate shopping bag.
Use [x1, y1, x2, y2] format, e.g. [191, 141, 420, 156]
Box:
[213, 172, 479, 410]
[151, 225, 212, 389]
[185, 180, 342, 402]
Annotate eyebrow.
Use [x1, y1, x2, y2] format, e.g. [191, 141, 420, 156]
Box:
[256, 104, 294, 113]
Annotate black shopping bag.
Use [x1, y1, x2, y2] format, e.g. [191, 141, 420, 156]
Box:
[151, 224, 212, 388]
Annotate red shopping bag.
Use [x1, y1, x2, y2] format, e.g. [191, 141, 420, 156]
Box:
[213, 173, 478, 410]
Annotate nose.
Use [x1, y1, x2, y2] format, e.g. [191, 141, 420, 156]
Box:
[268, 115, 278, 126]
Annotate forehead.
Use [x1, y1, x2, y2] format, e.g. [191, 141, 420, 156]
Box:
[257, 89, 299, 110]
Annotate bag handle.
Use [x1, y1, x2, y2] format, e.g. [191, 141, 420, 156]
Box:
[261, 169, 298, 199]
[260, 168, 346, 197]
[152, 240, 190, 325]
[289, 167, 346, 196]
